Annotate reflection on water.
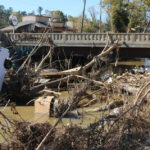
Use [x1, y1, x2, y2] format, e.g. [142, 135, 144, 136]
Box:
[0, 105, 103, 143]
[145, 58, 150, 69]
[114, 58, 150, 67]
[0, 105, 103, 127]
[112, 58, 150, 74]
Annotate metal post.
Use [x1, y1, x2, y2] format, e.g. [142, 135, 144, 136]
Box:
[81, 0, 86, 33]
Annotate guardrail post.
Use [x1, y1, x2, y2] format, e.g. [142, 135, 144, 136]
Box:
[131, 34, 135, 42]
[136, 34, 140, 42]
[122, 34, 125, 42]
[145, 34, 149, 41]
[101, 34, 105, 41]
[62, 33, 67, 41]
[141, 34, 145, 41]
[82, 34, 85, 40]
[78, 34, 82, 40]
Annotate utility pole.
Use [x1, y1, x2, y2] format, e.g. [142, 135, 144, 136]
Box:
[99, 0, 102, 33]
[81, 0, 86, 33]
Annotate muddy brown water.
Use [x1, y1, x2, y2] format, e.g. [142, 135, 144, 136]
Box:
[1, 57, 150, 143]
[0, 90, 104, 143]
[114, 58, 150, 66]
[0, 104, 103, 143]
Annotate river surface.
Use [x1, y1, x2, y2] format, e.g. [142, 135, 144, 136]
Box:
[114, 58, 150, 66]
[0, 104, 103, 143]
[0, 105, 103, 125]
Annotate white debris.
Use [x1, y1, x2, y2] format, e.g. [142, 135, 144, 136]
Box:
[106, 77, 112, 83]
[113, 108, 120, 115]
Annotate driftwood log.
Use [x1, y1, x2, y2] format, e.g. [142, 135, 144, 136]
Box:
[116, 82, 139, 94]
[40, 67, 82, 77]
[35, 48, 53, 72]
[85, 100, 124, 113]
[31, 42, 118, 93]
[39, 41, 118, 78]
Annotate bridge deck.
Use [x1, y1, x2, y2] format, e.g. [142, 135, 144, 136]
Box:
[7, 33, 150, 48]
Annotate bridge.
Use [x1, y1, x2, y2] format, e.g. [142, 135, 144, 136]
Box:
[6, 33, 150, 58]
[7, 33, 150, 48]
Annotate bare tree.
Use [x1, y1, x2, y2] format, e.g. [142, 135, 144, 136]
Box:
[88, 6, 97, 21]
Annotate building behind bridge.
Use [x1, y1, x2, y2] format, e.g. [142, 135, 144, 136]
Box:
[0, 15, 76, 33]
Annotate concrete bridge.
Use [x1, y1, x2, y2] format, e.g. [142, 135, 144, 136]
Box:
[6, 33, 150, 58]
[7, 33, 150, 48]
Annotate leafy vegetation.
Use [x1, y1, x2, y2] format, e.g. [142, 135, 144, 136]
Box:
[0, 5, 28, 28]
[103, 0, 150, 32]
[0, 0, 150, 33]
[37, 6, 43, 16]
[0, 5, 13, 28]
[50, 10, 66, 22]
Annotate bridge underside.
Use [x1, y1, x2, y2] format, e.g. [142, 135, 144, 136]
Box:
[118, 48, 150, 58]
[43, 47, 150, 58]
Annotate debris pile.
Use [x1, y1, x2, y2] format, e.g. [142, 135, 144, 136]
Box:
[0, 88, 149, 150]
[0, 33, 150, 149]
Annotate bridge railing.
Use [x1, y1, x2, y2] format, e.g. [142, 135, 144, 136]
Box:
[7, 33, 150, 43]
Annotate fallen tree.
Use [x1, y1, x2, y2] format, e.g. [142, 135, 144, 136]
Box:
[31, 41, 118, 93]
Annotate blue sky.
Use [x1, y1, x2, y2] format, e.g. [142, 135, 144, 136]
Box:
[1, 0, 107, 21]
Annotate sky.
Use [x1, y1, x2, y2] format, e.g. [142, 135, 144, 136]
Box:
[0, 0, 107, 22]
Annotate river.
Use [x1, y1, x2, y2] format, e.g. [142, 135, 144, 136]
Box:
[1, 57, 150, 143]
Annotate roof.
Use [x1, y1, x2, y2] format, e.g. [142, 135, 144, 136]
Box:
[22, 15, 50, 18]
[0, 21, 47, 32]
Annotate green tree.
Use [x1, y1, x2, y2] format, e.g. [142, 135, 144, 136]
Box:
[103, 0, 150, 32]
[20, 11, 27, 16]
[127, 1, 146, 32]
[51, 10, 66, 22]
[0, 5, 29, 29]
[141, 0, 150, 6]
[111, 5, 129, 32]
[104, 18, 111, 32]
[12, 12, 22, 22]
[103, 0, 129, 32]
[68, 14, 102, 33]
[45, 10, 52, 16]
[28, 11, 35, 15]
[0, 5, 13, 27]
[138, 0, 150, 32]
[85, 7, 100, 32]
[37, 6, 43, 16]
[12, 11, 27, 22]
